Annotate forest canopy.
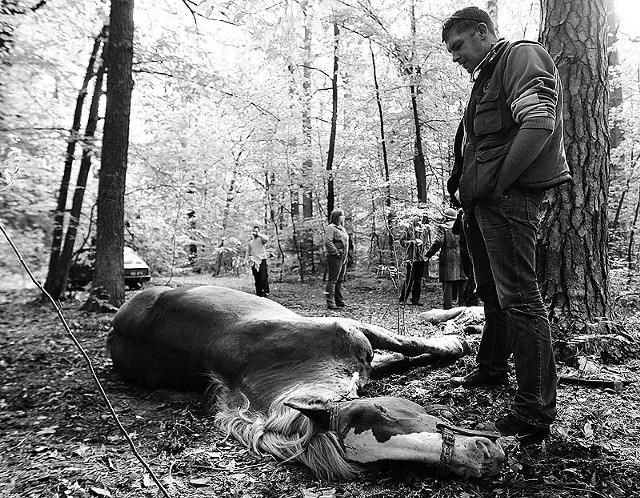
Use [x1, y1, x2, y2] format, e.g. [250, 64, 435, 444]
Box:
[1, 0, 639, 288]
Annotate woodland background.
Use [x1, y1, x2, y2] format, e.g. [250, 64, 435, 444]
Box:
[2, 0, 639, 293]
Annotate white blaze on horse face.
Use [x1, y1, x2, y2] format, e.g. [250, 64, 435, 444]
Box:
[342, 429, 505, 478]
[342, 429, 442, 463]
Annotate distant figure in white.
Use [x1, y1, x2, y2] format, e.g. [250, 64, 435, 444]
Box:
[245, 225, 270, 297]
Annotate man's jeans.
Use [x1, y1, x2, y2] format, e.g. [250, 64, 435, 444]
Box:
[465, 188, 557, 428]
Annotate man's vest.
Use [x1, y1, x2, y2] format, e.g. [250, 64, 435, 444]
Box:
[448, 40, 571, 210]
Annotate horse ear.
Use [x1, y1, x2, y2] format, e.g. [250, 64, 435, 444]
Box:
[285, 397, 331, 428]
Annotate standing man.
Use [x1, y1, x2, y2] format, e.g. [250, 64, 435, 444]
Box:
[442, 7, 571, 443]
[398, 215, 430, 306]
[245, 225, 270, 297]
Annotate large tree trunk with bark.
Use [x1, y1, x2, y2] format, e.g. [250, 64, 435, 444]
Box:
[538, 0, 611, 335]
[92, 0, 135, 307]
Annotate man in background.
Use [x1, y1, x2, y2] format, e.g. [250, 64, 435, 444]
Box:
[245, 225, 270, 297]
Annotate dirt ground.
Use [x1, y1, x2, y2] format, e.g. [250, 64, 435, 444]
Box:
[1, 269, 640, 498]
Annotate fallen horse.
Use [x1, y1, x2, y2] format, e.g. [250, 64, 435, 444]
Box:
[107, 285, 505, 479]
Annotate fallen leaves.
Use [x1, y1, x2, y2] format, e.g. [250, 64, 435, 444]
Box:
[2, 278, 640, 497]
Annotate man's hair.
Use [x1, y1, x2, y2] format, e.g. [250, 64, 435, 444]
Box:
[441, 6, 496, 42]
[253, 225, 260, 230]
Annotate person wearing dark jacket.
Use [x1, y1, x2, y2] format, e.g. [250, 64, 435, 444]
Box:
[442, 6, 571, 444]
[398, 216, 430, 306]
[425, 208, 466, 309]
[324, 209, 350, 310]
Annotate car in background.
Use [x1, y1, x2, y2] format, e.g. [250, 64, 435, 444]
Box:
[68, 246, 151, 290]
[122, 246, 152, 289]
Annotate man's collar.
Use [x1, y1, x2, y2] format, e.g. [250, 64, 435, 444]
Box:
[471, 38, 508, 81]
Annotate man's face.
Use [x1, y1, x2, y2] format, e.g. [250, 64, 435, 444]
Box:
[444, 24, 490, 74]
[252, 228, 259, 237]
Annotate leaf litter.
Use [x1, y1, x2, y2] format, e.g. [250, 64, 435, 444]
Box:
[1, 271, 640, 497]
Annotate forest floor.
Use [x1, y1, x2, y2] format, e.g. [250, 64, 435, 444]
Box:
[2, 268, 640, 498]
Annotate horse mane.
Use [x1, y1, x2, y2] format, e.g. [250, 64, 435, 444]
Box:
[207, 377, 360, 480]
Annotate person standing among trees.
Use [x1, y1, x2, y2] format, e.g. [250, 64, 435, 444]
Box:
[324, 209, 349, 310]
[245, 225, 270, 297]
[442, 6, 571, 443]
[398, 214, 430, 306]
[425, 208, 466, 309]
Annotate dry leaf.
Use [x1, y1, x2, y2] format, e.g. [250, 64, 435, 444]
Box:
[189, 477, 210, 487]
[89, 487, 112, 497]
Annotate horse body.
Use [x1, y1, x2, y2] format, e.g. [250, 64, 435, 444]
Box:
[107, 285, 504, 479]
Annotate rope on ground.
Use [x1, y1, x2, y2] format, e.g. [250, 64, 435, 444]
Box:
[0, 222, 172, 498]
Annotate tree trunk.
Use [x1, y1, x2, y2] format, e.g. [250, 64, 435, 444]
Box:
[627, 183, 640, 272]
[370, 42, 390, 210]
[410, 82, 426, 203]
[325, 21, 339, 219]
[606, 0, 622, 149]
[486, 0, 499, 37]
[53, 59, 106, 297]
[301, 3, 313, 220]
[538, 0, 611, 332]
[370, 41, 393, 251]
[214, 158, 239, 276]
[408, 2, 426, 203]
[44, 26, 108, 298]
[92, 0, 135, 307]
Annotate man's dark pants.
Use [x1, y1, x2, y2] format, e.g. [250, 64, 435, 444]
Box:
[252, 260, 269, 297]
[400, 260, 425, 304]
[465, 188, 556, 428]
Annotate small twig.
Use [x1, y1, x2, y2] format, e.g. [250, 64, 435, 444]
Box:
[193, 461, 272, 472]
[0, 222, 172, 498]
[168, 460, 177, 479]
[558, 375, 635, 389]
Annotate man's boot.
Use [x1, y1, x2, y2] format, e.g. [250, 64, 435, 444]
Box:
[325, 283, 338, 309]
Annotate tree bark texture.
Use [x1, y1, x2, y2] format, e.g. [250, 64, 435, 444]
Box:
[94, 0, 135, 306]
[538, 0, 611, 330]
